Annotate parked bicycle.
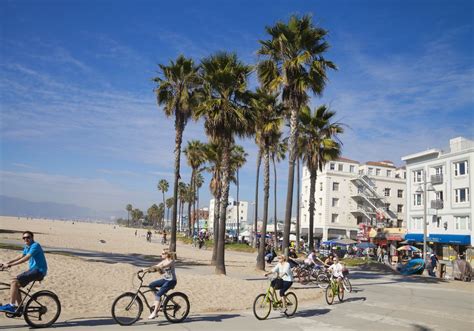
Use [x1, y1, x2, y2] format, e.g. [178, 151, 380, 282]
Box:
[253, 275, 298, 320]
[111, 270, 190, 325]
[325, 275, 344, 305]
[0, 267, 61, 328]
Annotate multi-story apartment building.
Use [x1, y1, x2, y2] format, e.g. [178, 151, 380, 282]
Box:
[401, 137, 473, 258]
[300, 158, 406, 243]
[208, 197, 249, 234]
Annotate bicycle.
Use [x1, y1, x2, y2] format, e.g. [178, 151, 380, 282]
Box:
[325, 275, 344, 305]
[0, 267, 61, 328]
[342, 273, 352, 293]
[253, 275, 298, 320]
[111, 270, 190, 325]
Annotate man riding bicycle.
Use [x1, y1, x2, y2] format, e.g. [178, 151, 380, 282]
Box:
[0, 231, 48, 313]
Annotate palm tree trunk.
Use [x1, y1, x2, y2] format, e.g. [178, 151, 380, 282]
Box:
[253, 149, 262, 248]
[309, 168, 316, 250]
[170, 118, 184, 254]
[196, 186, 200, 234]
[236, 168, 240, 243]
[273, 155, 278, 248]
[216, 144, 230, 275]
[162, 192, 165, 230]
[296, 157, 301, 253]
[211, 178, 221, 266]
[257, 149, 270, 270]
[187, 198, 192, 237]
[191, 169, 196, 237]
[283, 99, 299, 257]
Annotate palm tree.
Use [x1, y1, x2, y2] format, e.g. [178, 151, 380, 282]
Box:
[229, 145, 248, 242]
[157, 179, 169, 230]
[183, 140, 206, 236]
[154, 55, 201, 253]
[147, 204, 160, 228]
[270, 136, 287, 246]
[257, 14, 336, 256]
[252, 147, 262, 248]
[195, 52, 254, 275]
[203, 142, 223, 265]
[178, 181, 188, 233]
[299, 105, 343, 250]
[126, 204, 133, 227]
[194, 171, 205, 233]
[252, 88, 284, 271]
[165, 197, 174, 228]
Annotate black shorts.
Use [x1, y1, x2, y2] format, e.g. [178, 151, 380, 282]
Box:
[17, 269, 44, 287]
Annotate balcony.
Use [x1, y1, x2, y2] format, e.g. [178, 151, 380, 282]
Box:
[431, 174, 443, 185]
[431, 199, 444, 210]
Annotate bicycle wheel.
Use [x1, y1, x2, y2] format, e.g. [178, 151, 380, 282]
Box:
[24, 291, 61, 328]
[253, 293, 271, 320]
[163, 292, 190, 323]
[111, 292, 143, 326]
[317, 273, 329, 289]
[284, 292, 298, 317]
[325, 284, 334, 305]
[343, 277, 352, 293]
[338, 285, 344, 302]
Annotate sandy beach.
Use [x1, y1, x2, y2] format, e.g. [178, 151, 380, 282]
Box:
[0, 216, 322, 319]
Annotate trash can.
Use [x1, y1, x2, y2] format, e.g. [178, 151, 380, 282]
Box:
[438, 261, 447, 279]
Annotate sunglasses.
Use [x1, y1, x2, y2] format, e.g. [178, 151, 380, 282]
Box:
[23, 236, 32, 240]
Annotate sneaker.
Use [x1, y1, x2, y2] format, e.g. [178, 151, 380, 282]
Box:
[0, 304, 17, 313]
[148, 312, 157, 319]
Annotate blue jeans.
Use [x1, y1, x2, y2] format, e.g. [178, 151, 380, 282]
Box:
[149, 279, 177, 300]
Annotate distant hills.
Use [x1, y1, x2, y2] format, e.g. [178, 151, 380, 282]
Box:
[0, 195, 122, 221]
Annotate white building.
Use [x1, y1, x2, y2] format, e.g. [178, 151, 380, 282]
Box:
[300, 157, 406, 242]
[208, 197, 249, 234]
[401, 137, 473, 258]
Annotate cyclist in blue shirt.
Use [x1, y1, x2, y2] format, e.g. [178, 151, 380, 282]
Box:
[0, 231, 48, 313]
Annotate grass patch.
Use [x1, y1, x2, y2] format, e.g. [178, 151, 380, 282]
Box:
[341, 257, 371, 267]
[225, 243, 257, 253]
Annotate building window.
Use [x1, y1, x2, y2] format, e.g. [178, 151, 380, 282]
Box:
[413, 170, 423, 183]
[403, 172, 407, 179]
[330, 163, 335, 170]
[436, 216, 441, 228]
[332, 198, 339, 207]
[319, 198, 322, 206]
[320, 182, 323, 191]
[414, 193, 422, 206]
[350, 165, 355, 173]
[338, 164, 343, 171]
[436, 191, 444, 201]
[385, 203, 390, 211]
[384, 188, 391, 197]
[454, 161, 468, 176]
[332, 182, 339, 191]
[455, 188, 469, 203]
[397, 189, 403, 198]
[411, 217, 423, 230]
[434, 166, 443, 175]
[387, 170, 392, 177]
[397, 204, 403, 213]
[376, 168, 381, 176]
[455, 216, 471, 230]
[331, 214, 339, 223]
[368, 167, 373, 175]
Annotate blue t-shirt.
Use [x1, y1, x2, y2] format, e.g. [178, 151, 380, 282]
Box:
[23, 242, 47, 276]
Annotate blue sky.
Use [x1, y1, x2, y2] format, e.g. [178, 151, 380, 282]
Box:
[1, 0, 473, 219]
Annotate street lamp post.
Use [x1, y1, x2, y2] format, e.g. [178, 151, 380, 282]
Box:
[416, 171, 436, 262]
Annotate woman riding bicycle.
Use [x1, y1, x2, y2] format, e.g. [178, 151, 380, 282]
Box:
[328, 256, 344, 294]
[141, 250, 177, 319]
[264, 255, 293, 314]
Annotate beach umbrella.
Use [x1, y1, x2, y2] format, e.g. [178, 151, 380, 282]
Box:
[333, 238, 357, 245]
[356, 242, 376, 249]
[397, 245, 421, 252]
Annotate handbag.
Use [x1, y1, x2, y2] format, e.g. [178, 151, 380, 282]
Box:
[271, 277, 284, 289]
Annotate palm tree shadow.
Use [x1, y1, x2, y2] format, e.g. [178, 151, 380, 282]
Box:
[158, 313, 241, 324]
[296, 308, 331, 318]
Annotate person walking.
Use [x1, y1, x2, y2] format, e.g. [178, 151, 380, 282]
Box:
[428, 253, 439, 277]
[0, 231, 48, 313]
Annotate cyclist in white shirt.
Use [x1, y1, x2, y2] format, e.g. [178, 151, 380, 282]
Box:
[328, 256, 344, 293]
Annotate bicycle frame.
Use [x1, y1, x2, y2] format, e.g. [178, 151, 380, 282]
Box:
[262, 281, 286, 309]
[126, 271, 169, 313]
[0, 280, 36, 315]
